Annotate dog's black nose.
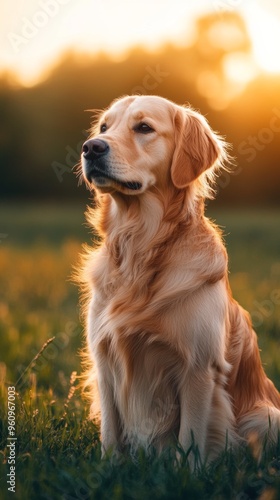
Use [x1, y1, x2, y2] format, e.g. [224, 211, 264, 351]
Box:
[82, 139, 109, 160]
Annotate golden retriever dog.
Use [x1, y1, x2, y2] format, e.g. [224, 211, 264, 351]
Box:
[79, 95, 280, 464]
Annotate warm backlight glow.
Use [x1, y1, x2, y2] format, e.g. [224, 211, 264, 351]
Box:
[223, 53, 258, 84]
[1, 0, 198, 86]
[245, 4, 280, 74]
[0, 1, 280, 86]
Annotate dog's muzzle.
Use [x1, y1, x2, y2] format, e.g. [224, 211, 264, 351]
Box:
[82, 139, 142, 191]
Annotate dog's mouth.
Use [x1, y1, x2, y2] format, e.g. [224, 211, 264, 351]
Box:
[87, 168, 142, 191]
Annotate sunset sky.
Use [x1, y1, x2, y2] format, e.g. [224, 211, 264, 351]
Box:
[1, 0, 280, 86]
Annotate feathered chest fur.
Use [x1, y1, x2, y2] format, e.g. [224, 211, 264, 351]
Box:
[85, 219, 230, 449]
[87, 213, 229, 371]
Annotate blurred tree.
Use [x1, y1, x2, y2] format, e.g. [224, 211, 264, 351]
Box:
[189, 12, 252, 109]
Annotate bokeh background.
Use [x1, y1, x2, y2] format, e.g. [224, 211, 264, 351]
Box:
[1, 0, 280, 404]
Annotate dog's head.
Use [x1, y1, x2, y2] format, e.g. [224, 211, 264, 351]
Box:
[81, 95, 227, 197]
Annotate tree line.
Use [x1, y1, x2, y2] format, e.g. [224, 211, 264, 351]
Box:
[1, 12, 279, 206]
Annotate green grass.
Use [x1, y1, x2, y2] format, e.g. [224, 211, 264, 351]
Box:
[1, 203, 280, 499]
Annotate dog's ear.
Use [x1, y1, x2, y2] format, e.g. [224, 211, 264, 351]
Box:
[171, 108, 222, 189]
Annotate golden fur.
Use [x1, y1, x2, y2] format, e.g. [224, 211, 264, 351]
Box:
[78, 95, 280, 464]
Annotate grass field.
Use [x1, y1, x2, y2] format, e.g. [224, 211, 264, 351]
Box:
[0, 203, 280, 499]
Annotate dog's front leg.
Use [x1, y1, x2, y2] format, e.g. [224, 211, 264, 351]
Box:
[97, 368, 120, 457]
[178, 368, 214, 467]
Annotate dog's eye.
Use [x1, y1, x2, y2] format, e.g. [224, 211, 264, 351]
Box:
[100, 123, 107, 133]
[134, 123, 154, 134]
